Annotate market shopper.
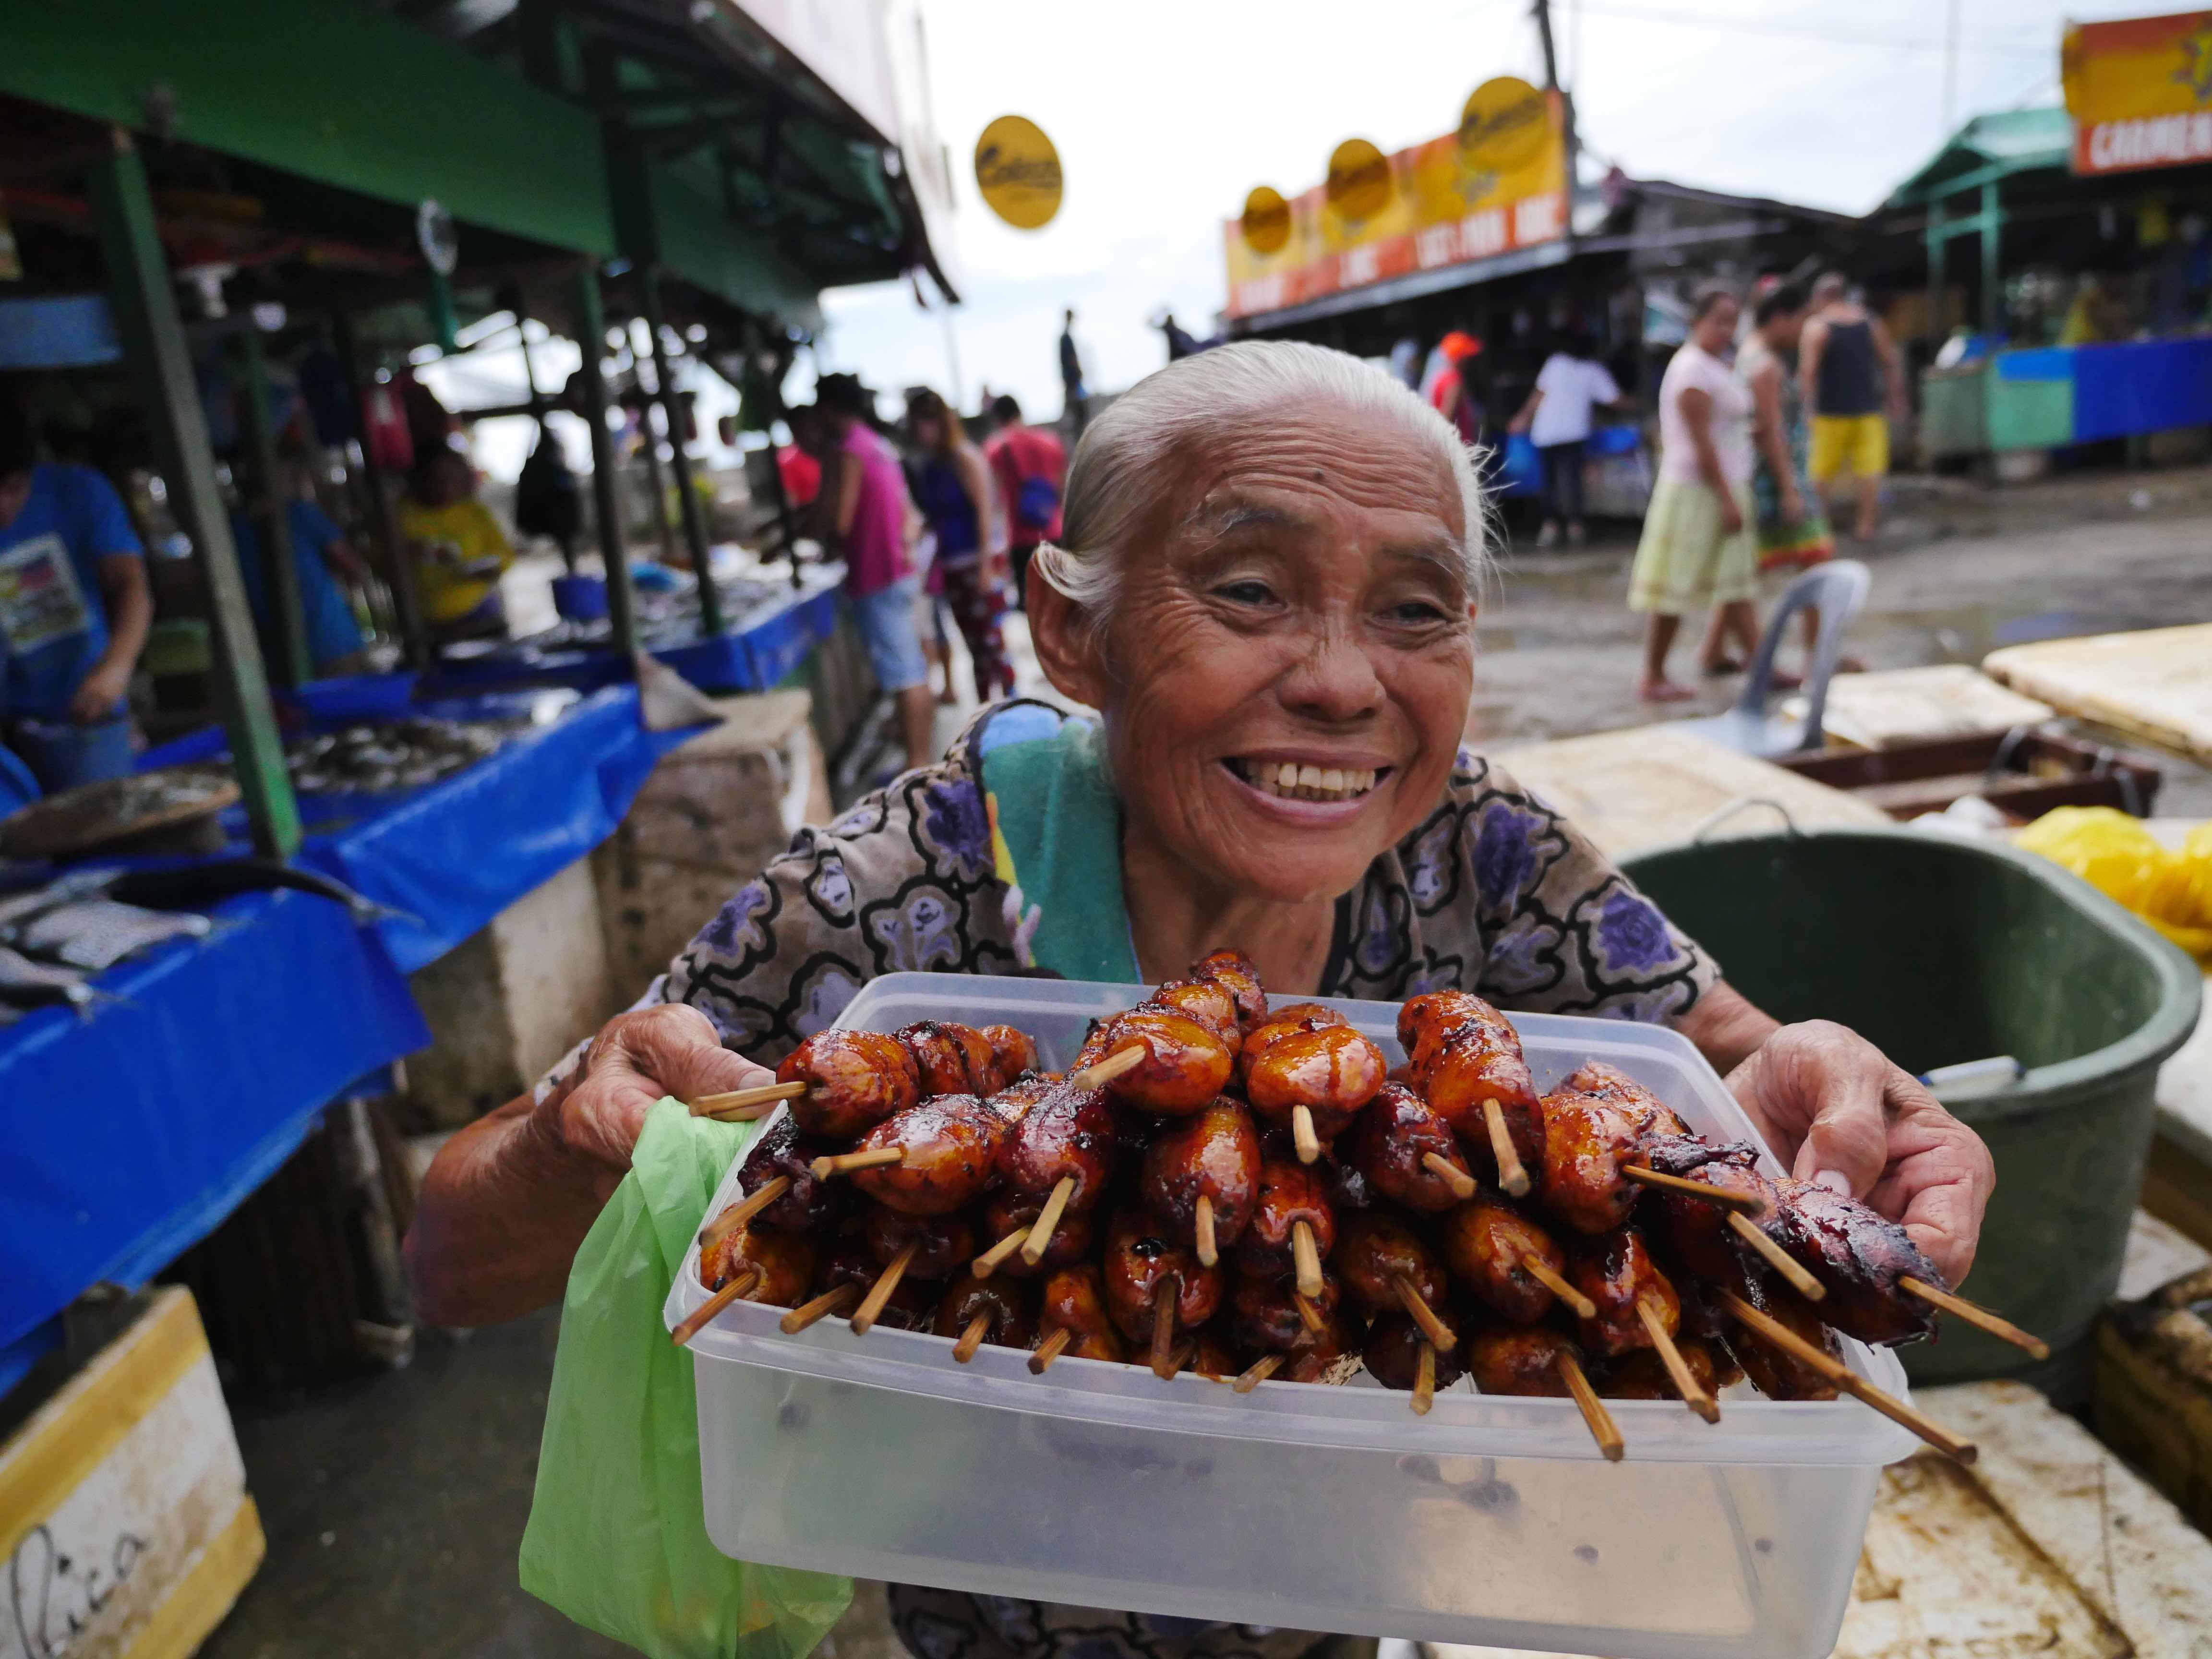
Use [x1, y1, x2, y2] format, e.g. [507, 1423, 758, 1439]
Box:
[411, 341, 1991, 1659]
[0, 388, 152, 791]
[1799, 272, 1904, 544]
[809, 375, 935, 772]
[1507, 330, 1624, 547]
[1698, 282, 1837, 678]
[982, 392, 1066, 608]
[1425, 329, 1484, 447]
[228, 489, 371, 678]
[1627, 286, 1758, 702]
[398, 447, 515, 643]
[1059, 307, 1089, 434]
[906, 388, 1015, 704]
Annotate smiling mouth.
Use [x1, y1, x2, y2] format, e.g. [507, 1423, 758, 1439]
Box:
[1224, 757, 1388, 803]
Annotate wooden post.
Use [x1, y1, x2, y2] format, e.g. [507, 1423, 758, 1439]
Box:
[334, 314, 431, 674]
[1979, 180, 2003, 341]
[1926, 199, 1948, 358]
[574, 263, 639, 659]
[638, 267, 722, 636]
[90, 131, 301, 858]
[233, 324, 311, 689]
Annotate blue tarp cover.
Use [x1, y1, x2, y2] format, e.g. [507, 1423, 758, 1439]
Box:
[0, 886, 431, 1363]
[143, 685, 700, 971]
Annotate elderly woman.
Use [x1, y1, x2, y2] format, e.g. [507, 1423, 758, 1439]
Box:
[409, 341, 1991, 1659]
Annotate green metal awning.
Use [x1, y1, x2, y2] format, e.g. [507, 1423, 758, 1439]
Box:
[0, 0, 951, 327]
[1887, 108, 2073, 209]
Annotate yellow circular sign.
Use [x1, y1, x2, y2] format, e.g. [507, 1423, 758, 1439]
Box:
[974, 115, 1063, 230]
[1458, 77, 1550, 169]
[1324, 139, 1392, 222]
[1241, 186, 1292, 254]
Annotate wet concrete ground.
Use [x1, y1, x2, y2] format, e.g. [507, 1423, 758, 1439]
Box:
[197, 470, 2212, 1657]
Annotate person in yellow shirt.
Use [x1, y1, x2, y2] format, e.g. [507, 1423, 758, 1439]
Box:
[398, 448, 514, 640]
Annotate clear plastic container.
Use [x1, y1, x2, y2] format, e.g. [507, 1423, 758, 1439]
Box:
[668, 974, 1920, 1659]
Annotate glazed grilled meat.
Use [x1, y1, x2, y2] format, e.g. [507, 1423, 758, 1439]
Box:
[1234, 1156, 1336, 1277]
[861, 1204, 976, 1280]
[1465, 1325, 1580, 1397]
[1094, 1006, 1234, 1116]
[1363, 1311, 1467, 1392]
[936, 1272, 1037, 1351]
[1038, 1264, 1126, 1363]
[1568, 1228, 1682, 1358]
[1191, 948, 1269, 1030]
[1101, 1210, 1223, 1342]
[778, 1029, 922, 1139]
[1339, 1083, 1473, 1212]
[1397, 991, 1544, 1181]
[734, 1113, 846, 1234]
[998, 1080, 1123, 1209]
[1139, 1097, 1261, 1252]
[1331, 1207, 1451, 1323]
[1440, 1191, 1572, 1325]
[896, 1021, 1002, 1097]
[850, 1094, 1009, 1216]
[1766, 1178, 1945, 1346]
[1240, 1016, 1387, 1143]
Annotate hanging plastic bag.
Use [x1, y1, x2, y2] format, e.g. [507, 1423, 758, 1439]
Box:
[519, 1098, 853, 1658]
[2016, 805, 2212, 960]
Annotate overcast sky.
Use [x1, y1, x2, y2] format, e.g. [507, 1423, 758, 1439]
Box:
[806, 0, 2152, 421]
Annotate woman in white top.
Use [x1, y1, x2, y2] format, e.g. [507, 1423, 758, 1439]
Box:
[1508, 330, 1624, 547]
[1627, 285, 1758, 703]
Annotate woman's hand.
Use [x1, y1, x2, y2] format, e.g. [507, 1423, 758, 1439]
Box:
[1779, 482, 1806, 526]
[543, 1002, 772, 1177]
[1717, 492, 1746, 536]
[406, 1002, 769, 1326]
[1724, 1021, 1995, 1286]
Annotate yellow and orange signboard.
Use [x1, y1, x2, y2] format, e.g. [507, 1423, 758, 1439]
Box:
[1223, 89, 1569, 321]
[2063, 10, 2212, 174]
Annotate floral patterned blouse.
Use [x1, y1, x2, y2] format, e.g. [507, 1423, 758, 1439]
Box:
[646, 699, 1719, 1064]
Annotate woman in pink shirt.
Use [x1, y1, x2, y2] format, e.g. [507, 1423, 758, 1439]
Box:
[810, 374, 935, 770]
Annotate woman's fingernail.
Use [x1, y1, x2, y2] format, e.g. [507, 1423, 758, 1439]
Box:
[1814, 1168, 1852, 1195]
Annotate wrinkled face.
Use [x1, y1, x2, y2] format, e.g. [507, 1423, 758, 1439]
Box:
[1036, 399, 1478, 906]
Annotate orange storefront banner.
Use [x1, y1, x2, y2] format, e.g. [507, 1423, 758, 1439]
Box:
[1223, 93, 1568, 321]
[2063, 10, 2212, 174]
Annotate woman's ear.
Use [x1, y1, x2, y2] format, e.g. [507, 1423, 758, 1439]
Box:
[1024, 559, 1111, 709]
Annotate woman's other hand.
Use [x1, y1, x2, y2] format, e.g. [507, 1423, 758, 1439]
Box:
[1725, 1020, 1994, 1286]
[1717, 492, 1746, 537]
[547, 1003, 771, 1177]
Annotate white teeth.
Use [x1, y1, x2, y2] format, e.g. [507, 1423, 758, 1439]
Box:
[1321, 768, 1346, 793]
[1297, 764, 1323, 791]
[1235, 760, 1381, 800]
[1277, 761, 1299, 788]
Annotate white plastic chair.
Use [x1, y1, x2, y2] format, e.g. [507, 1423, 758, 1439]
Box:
[1678, 560, 1871, 757]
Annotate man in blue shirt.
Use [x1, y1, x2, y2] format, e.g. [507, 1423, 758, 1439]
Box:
[0, 390, 153, 790]
[228, 492, 369, 677]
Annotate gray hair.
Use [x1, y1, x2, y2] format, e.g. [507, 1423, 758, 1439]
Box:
[1032, 340, 1491, 631]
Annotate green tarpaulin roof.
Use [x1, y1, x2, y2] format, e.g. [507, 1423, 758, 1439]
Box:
[1887, 108, 2074, 208]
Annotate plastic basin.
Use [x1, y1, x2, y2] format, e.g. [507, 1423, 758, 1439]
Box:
[283, 670, 418, 723]
[1621, 828, 2201, 1393]
[671, 974, 1920, 1659]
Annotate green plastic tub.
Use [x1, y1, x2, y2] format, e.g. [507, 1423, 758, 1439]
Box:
[1621, 826, 2200, 1395]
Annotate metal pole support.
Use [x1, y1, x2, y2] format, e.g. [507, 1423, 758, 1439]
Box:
[638, 266, 721, 636]
[574, 263, 639, 660]
[90, 131, 301, 857]
[234, 324, 311, 689]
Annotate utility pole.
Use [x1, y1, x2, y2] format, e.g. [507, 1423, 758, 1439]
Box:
[1533, 0, 1562, 90]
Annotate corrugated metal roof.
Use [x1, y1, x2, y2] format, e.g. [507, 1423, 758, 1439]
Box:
[1886, 108, 2073, 207]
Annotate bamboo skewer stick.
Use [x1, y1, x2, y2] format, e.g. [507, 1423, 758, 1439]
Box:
[1194, 1194, 1218, 1267]
[850, 1242, 918, 1335]
[1728, 1213, 1827, 1301]
[1720, 1289, 1977, 1463]
[1899, 1277, 2050, 1360]
[779, 1283, 858, 1334]
[1020, 1175, 1076, 1265]
[1411, 1342, 1437, 1415]
[688, 1079, 807, 1119]
[1555, 1350, 1626, 1462]
[1483, 1098, 1530, 1197]
[1637, 1297, 1720, 1423]
[1293, 1291, 1326, 1335]
[971, 1227, 1029, 1279]
[808, 1146, 903, 1180]
[672, 1267, 762, 1346]
[953, 1311, 991, 1363]
[1068, 1044, 1146, 1091]
[1291, 1104, 1322, 1165]
[1621, 1165, 1765, 1214]
[1522, 1254, 1598, 1320]
[1422, 1151, 1478, 1200]
[697, 1176, 790, 1251]
[1028, 1325, 1073, 1375]
[1291, 1219, 1324, 1299]
[1151, 1278, 1179, 1381]
[1233, 1352, 1283, 1393]
[1394, 1273, 1458, 1350]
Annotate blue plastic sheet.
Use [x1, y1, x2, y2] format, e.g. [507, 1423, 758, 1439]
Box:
[2073, 337, 2212, 445]
[0, 886, 431, 1360]
[142, 685, 700, 972]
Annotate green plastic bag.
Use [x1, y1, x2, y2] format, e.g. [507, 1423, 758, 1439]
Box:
[519, 1098, 854, 1658]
